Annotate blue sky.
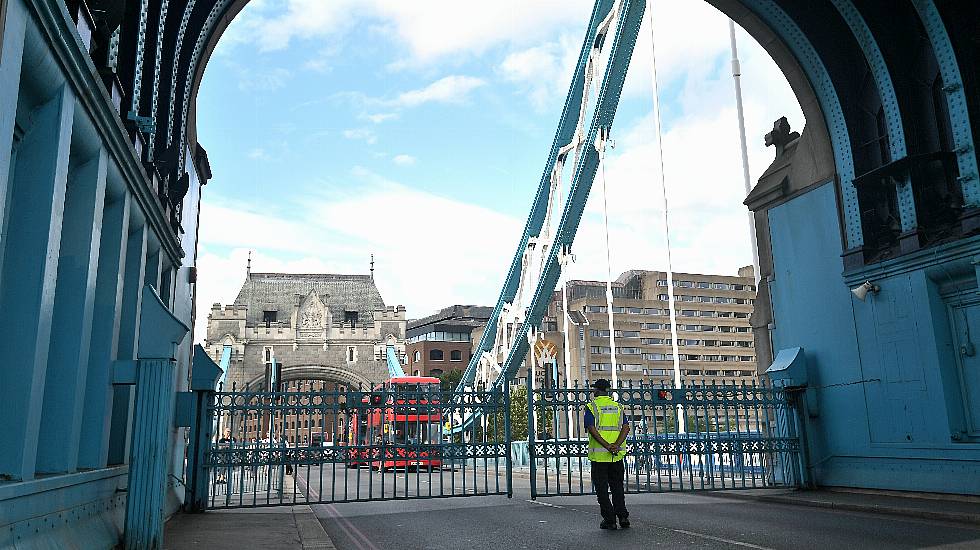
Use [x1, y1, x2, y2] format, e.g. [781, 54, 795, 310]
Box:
[194, 0, 802, 336]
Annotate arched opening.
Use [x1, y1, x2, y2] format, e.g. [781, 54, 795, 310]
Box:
[235, 364, 372, 446]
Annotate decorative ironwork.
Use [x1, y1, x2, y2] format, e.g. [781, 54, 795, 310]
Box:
[526, 380, 806, 497]
[200, 383, 512, 509]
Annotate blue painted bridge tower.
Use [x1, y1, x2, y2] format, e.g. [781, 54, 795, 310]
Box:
[0, 0, 977, 548]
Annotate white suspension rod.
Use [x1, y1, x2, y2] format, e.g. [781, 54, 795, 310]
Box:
[646, 0, 684, 433]
[597, 128, 618, 389]
[729, 19, 761, 286]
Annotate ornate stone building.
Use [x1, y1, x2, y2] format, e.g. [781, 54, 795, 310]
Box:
[205, 272, 407, 393]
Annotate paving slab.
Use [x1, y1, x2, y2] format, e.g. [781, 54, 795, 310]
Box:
[163, 505, 336, 550]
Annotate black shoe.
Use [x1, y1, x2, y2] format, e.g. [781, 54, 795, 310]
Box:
[600, 520, 618, 530]
[619, 517, 630, 529]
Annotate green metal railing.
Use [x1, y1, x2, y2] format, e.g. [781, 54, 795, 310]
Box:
[526, 380, 806, 498]
[191, 378, 805, 509]
[200, 383, 511, 509]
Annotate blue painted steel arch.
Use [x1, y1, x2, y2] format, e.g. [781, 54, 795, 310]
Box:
[829, 0, 916, 232]
[911, 0, 979, 207]
[736, 0, 861, 248]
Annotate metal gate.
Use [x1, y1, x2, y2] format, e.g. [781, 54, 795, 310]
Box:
[525, 381, 807, 498]
[187, 379, 806, 509]
[189, 383, 511, 509]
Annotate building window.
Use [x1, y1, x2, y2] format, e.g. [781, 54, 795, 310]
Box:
[347, 346, 356, 362]
[344, 310, 358, 327]
[450, 350, 463, 361]
[413, 350, 421, 363]
[430, 349, 444, 361]
[263, 310, 277, 325]
[430, 369, 443, 377]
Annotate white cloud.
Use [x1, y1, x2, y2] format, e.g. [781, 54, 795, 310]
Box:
[393, 76, 486, 108]
[342, 128, 378, 144]
[370, 0, 593, 66]
[392, 154, 416, 166]
[198, 0, 807, 339]
[236, 67, 291, 92]
[217, 0, 594, 65]
[194, 173, 523, 341]
[563, 16, 803, 281]
[219, 0, 359, 53]
[362, 112, 398, 124]
[247, 148, 271, 161]
[498, 34, 580, 110]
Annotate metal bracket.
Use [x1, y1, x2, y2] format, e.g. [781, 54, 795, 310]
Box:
[127, 110, 155, 134]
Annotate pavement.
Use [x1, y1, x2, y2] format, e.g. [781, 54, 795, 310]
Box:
[163, 505, 335, 549]
[163, 469, 980, 550]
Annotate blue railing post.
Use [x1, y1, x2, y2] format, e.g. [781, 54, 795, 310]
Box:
[122, 286, 189, 550]
[503, 382, 513, 498]
[186, 345, 222, 512]
[527, 385, 537, 499]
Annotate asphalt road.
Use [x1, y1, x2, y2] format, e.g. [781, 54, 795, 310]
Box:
[296, 471, 980, 550]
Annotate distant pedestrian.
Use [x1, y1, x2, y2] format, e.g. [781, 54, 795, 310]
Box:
[217, 428, 236, 484]
[218, 427, 236, 445]
[584, 378, 630, 530]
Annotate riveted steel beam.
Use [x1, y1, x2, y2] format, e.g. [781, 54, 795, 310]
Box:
[831, 0, 916, 233]
[741, 0, 861, 249]
[912, 0, 979, 208]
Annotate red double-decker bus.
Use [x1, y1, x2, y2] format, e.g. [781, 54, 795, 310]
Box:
[347, 376, 444, 470]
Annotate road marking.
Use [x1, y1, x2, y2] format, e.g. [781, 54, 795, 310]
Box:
[527, 499, 774, 549]
[669, 529, 775, 550]
[297, 472, 380, 550]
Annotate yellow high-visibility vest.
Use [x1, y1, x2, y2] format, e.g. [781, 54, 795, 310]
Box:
[587, 396, 626, 462]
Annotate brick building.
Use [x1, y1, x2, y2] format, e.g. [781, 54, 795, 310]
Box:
[405, 305, 493, 378]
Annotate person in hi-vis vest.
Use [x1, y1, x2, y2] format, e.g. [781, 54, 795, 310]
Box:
[584, 378, 630, 530]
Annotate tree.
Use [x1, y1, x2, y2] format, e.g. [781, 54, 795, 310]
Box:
[662, 408, 738, 433]
[480, 385, 553, 442]
[438, 369, 464, 392]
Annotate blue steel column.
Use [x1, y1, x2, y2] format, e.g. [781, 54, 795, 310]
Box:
[911, 0, 979, 208]
[830, 0, 917, 235]
[108, 222, 149, 465]
[124, 286, 189, 549]
[0, 0, 26, 289]
[0, 83, 75, 482]
[187, 346, 222, 512]
[37, 148, 109, 474]
[79, 191, 131, 469]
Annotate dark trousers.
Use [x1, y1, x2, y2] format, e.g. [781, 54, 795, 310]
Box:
[591, 460, 628, 522]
